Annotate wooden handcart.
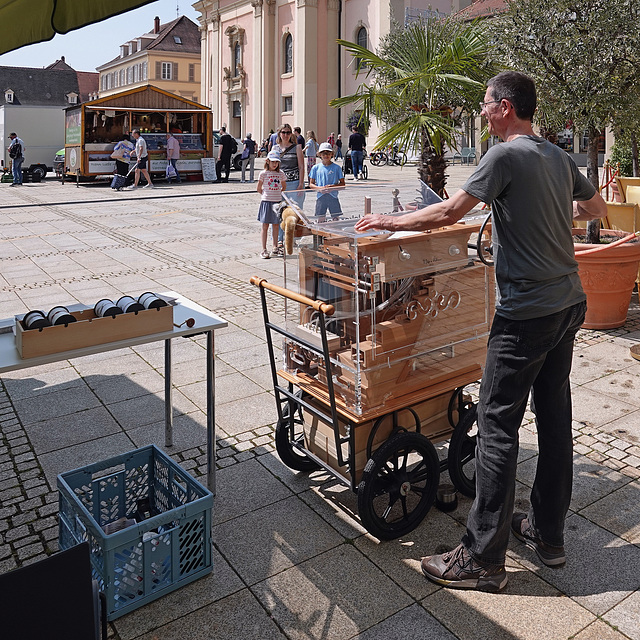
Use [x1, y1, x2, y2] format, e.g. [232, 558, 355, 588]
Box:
[250, 199, 493, 539]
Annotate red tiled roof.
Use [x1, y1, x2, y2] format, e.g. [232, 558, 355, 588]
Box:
[147, 16, 200, 53]
[76, 71, 99, 102]
[455, 0, 508, 20]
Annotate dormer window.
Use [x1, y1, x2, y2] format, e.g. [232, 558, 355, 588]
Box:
[130, 41, 137, 53]
[173, 36, 182, 44]
[5, 89, 14, 103]
[120, 44, 128, 57]
[66, 92, 78, 104]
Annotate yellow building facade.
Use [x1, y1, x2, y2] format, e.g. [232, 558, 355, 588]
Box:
[96, 16, 201, 104]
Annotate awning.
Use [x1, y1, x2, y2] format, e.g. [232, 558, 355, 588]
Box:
[0, 0, 156, 55]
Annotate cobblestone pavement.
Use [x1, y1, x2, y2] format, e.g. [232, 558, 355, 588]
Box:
[0, 165, 639, 640]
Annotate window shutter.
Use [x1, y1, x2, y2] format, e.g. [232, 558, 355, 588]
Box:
[173, 62, 178, 81]
[156, 61, 161, 79]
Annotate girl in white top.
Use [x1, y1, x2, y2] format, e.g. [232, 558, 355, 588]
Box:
[257, 151, 287, 258]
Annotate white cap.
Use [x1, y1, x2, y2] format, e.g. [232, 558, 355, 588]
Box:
[318, 142, 334, 154]
[267, 150, 281, 161]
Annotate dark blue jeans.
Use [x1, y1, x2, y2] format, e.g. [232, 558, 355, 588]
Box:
[169, 158, 181, 182]
[12, 157, 23, 184]
[462, 300, 586, 565]
[351, 150, 364, 177]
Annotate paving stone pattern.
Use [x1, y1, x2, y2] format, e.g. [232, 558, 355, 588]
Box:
[0, 167, 638, 640]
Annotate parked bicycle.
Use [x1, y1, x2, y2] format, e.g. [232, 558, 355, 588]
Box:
[369, 145, 407, 167]
[369, 149, 388, 166]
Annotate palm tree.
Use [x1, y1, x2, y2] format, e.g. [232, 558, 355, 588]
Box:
[330, 17, 496, 196]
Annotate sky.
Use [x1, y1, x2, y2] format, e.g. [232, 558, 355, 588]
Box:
[0, 1, 201, 72]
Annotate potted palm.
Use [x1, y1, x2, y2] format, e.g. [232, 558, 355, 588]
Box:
[330, 16, 497, 197]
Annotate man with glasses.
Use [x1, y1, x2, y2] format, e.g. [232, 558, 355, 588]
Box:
[355, 71, 606, 592]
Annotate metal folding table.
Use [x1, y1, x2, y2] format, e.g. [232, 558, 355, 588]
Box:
[0, 291, 227, 493]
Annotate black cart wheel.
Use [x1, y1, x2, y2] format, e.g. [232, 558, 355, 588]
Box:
[447, 403, 478, 498]
[361, 164, 368, 180]
[358, 431, 439, 540]
[475, 213, 493, 266]
[274, 398, 320, 472]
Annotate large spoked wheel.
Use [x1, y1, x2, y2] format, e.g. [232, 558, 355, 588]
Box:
[358, 432, 440, 540]
[274, 397, 320, 472]
[370, 152, 387, 166]
[447, 403, 478, 498]
[394, 151, 407, 166]
[475, 213, 493, 266]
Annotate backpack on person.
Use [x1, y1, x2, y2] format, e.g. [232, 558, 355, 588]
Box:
[9, 142, 21, 159]
[230, 138, 238, 154]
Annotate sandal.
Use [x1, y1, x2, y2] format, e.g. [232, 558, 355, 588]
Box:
[260, 250, 270, 259]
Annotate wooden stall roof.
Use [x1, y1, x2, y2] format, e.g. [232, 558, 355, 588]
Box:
[67, 85, 210, 112]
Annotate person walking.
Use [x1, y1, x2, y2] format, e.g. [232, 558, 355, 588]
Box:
[327, 131, 335, 154]
[216, 126, 235, 183]
[111, 134, 135, 190]
[354, 71, 606, 592]
[126, 129, 154, 189]
[256, 150, 286, 259]
[267, 129, 278, 152]
[335, 134, 343, 159]
[165, 132, 181, 183]
[7, 133, 25, 186]
[348, 127, 366, 180]
[241, 133, 257, 183]
[303, 131, 319, 184]
[294, 127, 305, 147]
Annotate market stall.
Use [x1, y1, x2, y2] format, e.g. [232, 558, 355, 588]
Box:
[63, 85, 213, 178]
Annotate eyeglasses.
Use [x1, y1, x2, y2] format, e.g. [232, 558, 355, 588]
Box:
[479, 100, 500, 111]
[281, 130, 292, 134]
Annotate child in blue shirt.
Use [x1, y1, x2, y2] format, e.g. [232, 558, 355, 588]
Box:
[309, 142, 345, 221]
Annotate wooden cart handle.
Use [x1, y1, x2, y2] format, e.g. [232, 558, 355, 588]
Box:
[250, 276, 335, 316]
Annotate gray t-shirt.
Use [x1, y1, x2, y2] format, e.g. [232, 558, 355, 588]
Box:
[462, 135, 595, 320]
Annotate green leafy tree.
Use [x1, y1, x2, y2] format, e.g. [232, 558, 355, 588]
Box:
[489, 0, 640, 242]
[330, 16, 496, 195]
[609, 137, 633, 178]
[611, 90, 640, 177]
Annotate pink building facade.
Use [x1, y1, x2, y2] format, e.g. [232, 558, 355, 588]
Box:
[193, 0, 471, 144]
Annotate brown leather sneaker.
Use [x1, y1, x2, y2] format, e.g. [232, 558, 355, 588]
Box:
[421, 544, 508, 592]
[511, 512, 566, 566]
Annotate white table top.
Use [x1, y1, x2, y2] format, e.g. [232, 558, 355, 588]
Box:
[0, 292, 227, 374]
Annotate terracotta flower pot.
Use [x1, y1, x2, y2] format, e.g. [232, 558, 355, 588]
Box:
[573, 229, 640, 329]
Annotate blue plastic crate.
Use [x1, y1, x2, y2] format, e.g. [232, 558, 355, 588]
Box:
[58, 445, 213, 620]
